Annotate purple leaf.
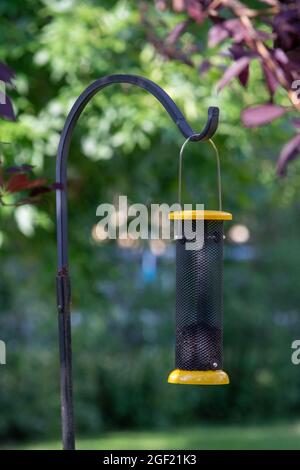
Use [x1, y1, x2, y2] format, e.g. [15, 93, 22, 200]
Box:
[6, 164, 34, 174]
[229, 44, 257, 60]
[274, 48, 289, 65]
[166, 20, 189, 45]
[209, 19, 246, 47]
[172, 0, 185, 12]
[199, 59, 211, 76]
[0, 95, 16, 121]
[238, 64, 249, 88]
[226, 19, 248, 43]
[217, 57, 250, 92]
[285, 48, 300, 73]
[292, 118, 300, 129]
[0, 62, 15, 85]
[208, 24, 229, 48]
[277, 134, 300, 177]
[241, 104, 289, 127]
[262, 63, 279, 96]
[187, 1, 204, 24]
[256, 30, 275, 41]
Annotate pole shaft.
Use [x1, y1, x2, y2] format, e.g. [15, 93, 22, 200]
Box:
[58, 311, 75, 450]
[56, 272, 75, 449]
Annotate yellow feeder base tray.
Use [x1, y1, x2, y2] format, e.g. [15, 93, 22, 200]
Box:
[168, 369, 229, 385]
[169, 210, 232, 221]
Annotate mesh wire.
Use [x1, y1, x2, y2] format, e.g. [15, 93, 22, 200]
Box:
[175, 220, 223, 371]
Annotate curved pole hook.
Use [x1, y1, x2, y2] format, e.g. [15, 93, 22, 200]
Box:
[56, 74, 219, 269]
[55, 74, 219, 450]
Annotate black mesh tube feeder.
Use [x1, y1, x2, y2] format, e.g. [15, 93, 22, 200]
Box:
[55, 74, 230, 450]
[167, 210, 232, 385]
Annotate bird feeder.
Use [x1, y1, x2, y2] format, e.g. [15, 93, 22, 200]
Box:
[55, 74, 226, 450]
[168, 210, 232, 385]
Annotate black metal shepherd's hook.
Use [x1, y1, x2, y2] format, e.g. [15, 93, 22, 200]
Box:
[56, 74, 219, 450]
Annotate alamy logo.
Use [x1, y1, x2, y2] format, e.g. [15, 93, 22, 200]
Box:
[0, 79, 6, 104]
[0, 340, 6, 365]
[291, 340, 300, 365]
[291, 80, 300, 104]
[95, 196, 205, 251]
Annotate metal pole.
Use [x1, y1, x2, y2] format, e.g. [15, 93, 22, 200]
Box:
[55, 74, 219, 450]
[56, 269, 75, 450]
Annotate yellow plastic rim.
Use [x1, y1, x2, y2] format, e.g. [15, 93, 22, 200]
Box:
[169, 210, 232, 221]
[168, 369, 230, 385]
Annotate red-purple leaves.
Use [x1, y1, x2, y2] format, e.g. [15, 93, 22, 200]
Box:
[241, 105, 289, 127]
[153, 0, 300, 174]
[241, 104, 300, 177]
[277, 134, 300, 177]
[238, 63, 249, 88]
[166, 20, 190, 45]
[292, 118, 300, 130]
[208, 23, 230, 48]
[0, 164, 61, 206]
[217, 57, 251, 91]
[186, 0, 205, 24]
[262, 63, 279, 97]
[7, 174, 47, 193]
[0, 63, 58, 204]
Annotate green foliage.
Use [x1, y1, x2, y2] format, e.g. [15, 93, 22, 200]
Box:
[1, 0, 300, 443]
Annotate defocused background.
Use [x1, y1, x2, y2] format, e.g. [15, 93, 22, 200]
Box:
[1, 0, 300, 450]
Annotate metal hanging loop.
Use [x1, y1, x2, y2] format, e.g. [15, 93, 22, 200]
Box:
[178, 136, 222, 211]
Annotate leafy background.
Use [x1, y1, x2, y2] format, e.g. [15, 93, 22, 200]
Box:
[1, 0, 300, 447]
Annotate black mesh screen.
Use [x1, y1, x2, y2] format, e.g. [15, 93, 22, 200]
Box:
[175, 220, 224, 371]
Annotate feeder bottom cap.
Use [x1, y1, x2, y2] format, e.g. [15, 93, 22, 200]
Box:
[167, 369, 229, 385]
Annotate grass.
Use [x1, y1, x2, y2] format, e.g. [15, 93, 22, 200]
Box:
[4, 422, 300, 450]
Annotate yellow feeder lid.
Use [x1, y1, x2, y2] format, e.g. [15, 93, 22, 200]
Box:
[168, 369, 229, 385]
[169, 210, 232, 221]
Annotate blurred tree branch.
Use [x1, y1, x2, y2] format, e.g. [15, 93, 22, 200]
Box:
[142, 0, 300, 175]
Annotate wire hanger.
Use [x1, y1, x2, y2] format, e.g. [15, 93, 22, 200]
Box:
[178, 136, 222, 211]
